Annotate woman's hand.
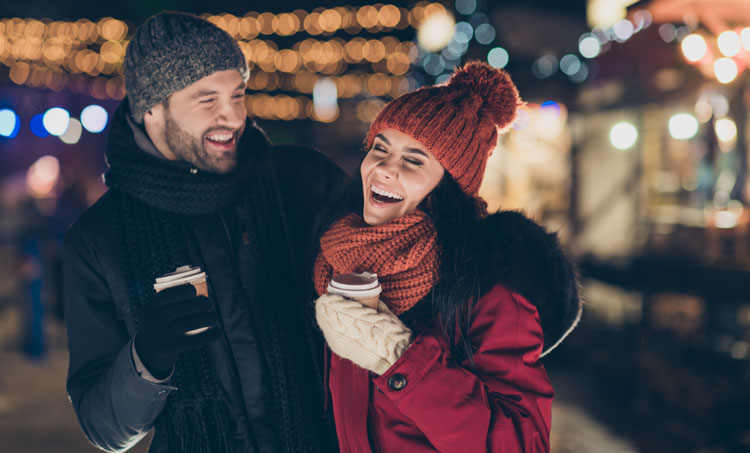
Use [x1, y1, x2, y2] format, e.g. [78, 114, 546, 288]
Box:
[315, 294, 413, 375]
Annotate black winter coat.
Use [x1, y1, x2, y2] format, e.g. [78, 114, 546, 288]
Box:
[63, 117, 344, 452]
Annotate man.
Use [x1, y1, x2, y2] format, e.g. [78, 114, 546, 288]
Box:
[63, 12, 342, 453]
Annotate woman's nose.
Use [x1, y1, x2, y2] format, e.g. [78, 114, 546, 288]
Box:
[375, 157, 398, 179]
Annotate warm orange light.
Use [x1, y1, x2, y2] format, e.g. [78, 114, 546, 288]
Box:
[357, 6, 380, 29]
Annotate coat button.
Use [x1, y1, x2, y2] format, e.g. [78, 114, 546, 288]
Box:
[242, 232, 250, 245]
[387, 374, 407, 391]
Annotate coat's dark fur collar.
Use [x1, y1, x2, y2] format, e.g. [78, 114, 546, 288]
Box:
[479, 210, 582, 356]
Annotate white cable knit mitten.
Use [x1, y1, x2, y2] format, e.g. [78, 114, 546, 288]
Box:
[315, 294, 413, 375]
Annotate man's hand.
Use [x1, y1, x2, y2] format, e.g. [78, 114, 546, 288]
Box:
[134, 284, 221, 379]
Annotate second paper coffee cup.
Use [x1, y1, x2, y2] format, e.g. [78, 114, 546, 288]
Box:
[327, 272, 382, 310]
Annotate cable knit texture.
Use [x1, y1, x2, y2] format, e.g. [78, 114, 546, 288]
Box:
[365, 60, 520, 196]
[313, 211, 439, 315]
[315, 294, 413, 375]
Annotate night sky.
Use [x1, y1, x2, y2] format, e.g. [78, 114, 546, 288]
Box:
[1, 0, 588, 23]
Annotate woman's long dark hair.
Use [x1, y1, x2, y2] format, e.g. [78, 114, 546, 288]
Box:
[308, 159, 486, 366]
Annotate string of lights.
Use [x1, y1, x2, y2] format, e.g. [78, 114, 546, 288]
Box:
[0, 3, 441, 103]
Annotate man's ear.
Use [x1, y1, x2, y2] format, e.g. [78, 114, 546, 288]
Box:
[143, 102, 165, 128]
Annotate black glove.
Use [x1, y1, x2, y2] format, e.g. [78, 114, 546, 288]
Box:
[134, 284, 221, 379]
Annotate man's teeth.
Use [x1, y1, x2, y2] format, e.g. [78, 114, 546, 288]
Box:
[372, 185, 403, 200]
[206, 133, 233, 143]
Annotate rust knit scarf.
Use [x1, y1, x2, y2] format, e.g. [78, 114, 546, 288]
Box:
[314, 211, 440, 314]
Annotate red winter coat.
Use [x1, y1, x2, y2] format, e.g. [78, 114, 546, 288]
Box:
[325, 211, 581, 453]
[329, 284, 553, 452]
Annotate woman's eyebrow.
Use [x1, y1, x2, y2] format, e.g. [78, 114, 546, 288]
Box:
[375, 133, 390, 145]
[404, 147, 428, 157]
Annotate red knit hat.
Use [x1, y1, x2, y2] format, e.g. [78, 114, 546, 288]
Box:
[365, 61, 520, 196]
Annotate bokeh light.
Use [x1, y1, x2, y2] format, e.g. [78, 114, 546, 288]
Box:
[487, 47, 509, 68]
[313, 77, 338, 122]
[42, 107, 70, 136]
[681, 34, 707, 62]
[474, 23, 496, 45]
[610, 122, 638, 150]
[80, 105, 108, 133]
[455, 0, 477, 16]
[26, 155, 60, 198]
[741, 27, 750, 50]
[30, 113, 49, 137]
[668, 113, 699, 140]
[532, 55, 558, 79]
[714, 118, 737, 144]
[717, 31, 741, 57]
[714, 58, 738, 84]
[453, 21, 473, 43]
[60, 118, 83, 144]
[569, 62, 589, 83]
[417, 10, 455, 52]
[422, 54, 446, 76]
[612, 20, 634, 41]
[659, 24, 678, 42]
[694, 100, 713, 123]
[0, 109, 20, 138]
[579, 35, 601, 58]
[560, 54, 581, 76]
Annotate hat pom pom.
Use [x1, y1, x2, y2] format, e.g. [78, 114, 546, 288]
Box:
[448, 61, 520, 129]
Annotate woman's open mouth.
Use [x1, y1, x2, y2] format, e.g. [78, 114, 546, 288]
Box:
[370, 185, 403, 204]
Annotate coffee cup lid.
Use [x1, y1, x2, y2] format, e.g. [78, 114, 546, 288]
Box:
[154, 265, 206, 291]
[155, 265, 201, 284]
[329, 272, 379, 290]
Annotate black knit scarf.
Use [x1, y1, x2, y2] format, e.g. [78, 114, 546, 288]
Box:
[103, 104, 322, 452]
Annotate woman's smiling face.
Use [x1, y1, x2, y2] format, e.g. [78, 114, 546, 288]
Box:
[360, 128, 445, 226]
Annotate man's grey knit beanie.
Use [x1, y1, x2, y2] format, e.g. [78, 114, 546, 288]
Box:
[123, 11, 249, 123]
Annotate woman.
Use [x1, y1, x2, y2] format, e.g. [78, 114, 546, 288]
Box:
[312, 61, 582, 452]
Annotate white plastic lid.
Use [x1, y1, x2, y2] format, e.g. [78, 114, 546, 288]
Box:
[155, 265, 202, 284]
[329, 272, 379, 290]
[154, 265, 206, 291]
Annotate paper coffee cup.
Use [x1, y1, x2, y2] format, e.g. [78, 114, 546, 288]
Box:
[154, 265, 209, 335]
[327, 272, 382, 310]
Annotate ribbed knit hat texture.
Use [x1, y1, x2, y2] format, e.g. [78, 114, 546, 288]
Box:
[123, 11, 249, 123]
[366, 61, 520, 196]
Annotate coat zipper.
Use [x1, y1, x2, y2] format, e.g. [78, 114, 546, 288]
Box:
[217, 211, 262, 453]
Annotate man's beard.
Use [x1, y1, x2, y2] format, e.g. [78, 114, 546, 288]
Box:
[163, 109, 242, 174]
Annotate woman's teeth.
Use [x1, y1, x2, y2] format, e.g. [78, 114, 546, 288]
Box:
[371, 185, 403, 202]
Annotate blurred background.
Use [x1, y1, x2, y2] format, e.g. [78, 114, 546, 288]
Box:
[1, 0, 749, 451]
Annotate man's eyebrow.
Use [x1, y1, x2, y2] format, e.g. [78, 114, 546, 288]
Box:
[191, 90, 218, 99]
[191, 83, 246, 99]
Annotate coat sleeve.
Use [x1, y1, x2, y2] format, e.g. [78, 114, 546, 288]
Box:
[371, 284, 553, 453]
[63, 211, 177, 453]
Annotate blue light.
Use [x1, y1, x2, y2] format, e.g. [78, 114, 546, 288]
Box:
[30, 113, 49, 137]
[487, 47, 509, 68]
[0, 109, 20, 138]
[423, 54, 446, 76]
[540, 101, 561, 115]
[475, 23, 496, 45]
[455, 0, 477, 16]
[453, 22, 474, 44]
